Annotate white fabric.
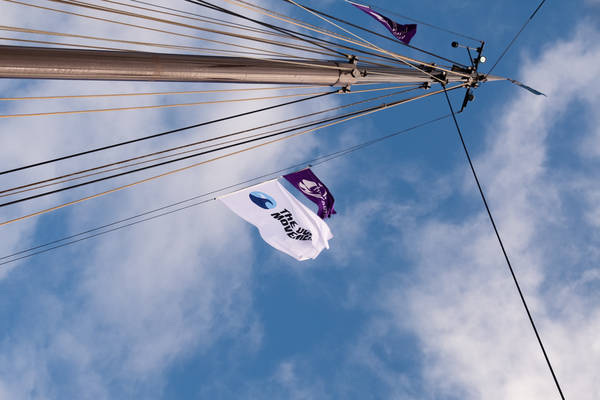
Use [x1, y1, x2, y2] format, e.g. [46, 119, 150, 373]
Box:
[220, 180, 333, 261]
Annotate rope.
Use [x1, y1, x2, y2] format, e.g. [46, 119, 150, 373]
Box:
[0, 90, 334, 118]
[442, 87, 565, 400]
[0, 36, 132, 52]
[3, 0, 325, 60]
[0, 91, 336, 176]
[186, 0, 412, 67]
[487, 0, 549, 75]
[0, 84, 465, 226]
[0, 87, 434, 208]
[0, 114, 450, 267]
[184, 0, 348, 58]
[105, 0, 297, 40]
[229, 0, 471, 80]
[128, 0, 407, 67]
[368, 2, 483, 43]
[0, 87, 421, 196]
[287, 2, 469, 68]
[0, 25, 295, 58]
[45, 0, 343, 58]
[282, 0, 449, 85]
[0, 84, 330, 101]
[9, 0, 395, 72]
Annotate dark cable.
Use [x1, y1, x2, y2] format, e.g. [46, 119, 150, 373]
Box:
[191, 0, 411, 65]
[487, 0, 548, 75]
[282, 0, 469, 68]
[0, 91, 420, 209]
[442, 87, 565, 400]
[0, 114, 449, 266]
[186, 0, 347, 57]
[0, 91, 336, 176]
[1, 87, 420, 196]
[368, 3, 483, 43]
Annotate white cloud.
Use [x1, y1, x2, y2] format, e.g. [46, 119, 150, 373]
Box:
[0, 1, 339, 397]
[353, 21, 600, 399]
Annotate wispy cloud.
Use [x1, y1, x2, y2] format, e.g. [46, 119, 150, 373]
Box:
[353, 21, 600, 399]
[0, 1, 340, 397]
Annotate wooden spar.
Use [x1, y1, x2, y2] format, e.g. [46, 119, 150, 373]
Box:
[0, 45, 473, 86]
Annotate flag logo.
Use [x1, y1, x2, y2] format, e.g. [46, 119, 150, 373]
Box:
[298, 179, 327, 200]
[249, 191, 276, 209]
[283, 169, 336, 219]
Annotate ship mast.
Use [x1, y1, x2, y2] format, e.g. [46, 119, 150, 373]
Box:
[0, 45, 478, 87]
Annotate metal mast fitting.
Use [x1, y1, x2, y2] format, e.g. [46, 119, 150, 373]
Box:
[0, 45, 470, 86]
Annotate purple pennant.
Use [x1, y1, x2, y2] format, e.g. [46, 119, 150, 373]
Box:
[350, 2, 417, 45]
[283, 168, 336, 219]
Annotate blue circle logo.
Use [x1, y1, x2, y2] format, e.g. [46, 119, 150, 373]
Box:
[249, 191, 276, 209]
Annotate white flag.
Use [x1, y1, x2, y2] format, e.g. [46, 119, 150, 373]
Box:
[220, 180, 333, 261]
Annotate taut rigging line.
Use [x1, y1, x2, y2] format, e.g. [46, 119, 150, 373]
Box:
[1, 86, 422, 197]
[0, 83, 467, 227]
[171, 0, 413, 67]
[44, 0, 346, 58]
[0, 89, 334, 119]
[281, 0, 469, 68]
[0, 91, 336, 176]
[0, 85, 453, 209]
[2, 0, 333, 61]
[0, 84, 333, 101]
[442, 87, 565, 400]
[0, 25, 305, 60]
[225, 0, 470, 81]
[0, 114, 451, 267]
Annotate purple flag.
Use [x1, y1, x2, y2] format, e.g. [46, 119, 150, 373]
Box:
[283, 168, 336, 219]
[350, 2, 417, 45]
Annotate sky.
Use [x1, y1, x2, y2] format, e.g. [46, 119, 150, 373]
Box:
[0, 0, 599, 399]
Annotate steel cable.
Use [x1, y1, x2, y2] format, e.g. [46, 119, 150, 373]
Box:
[3, 0, 330, 60]
[0, 84, 466, 226]
[0, 86, 421, 197]
[0, 91, 336, 176]
[442, 86, 565, 400]
[0, 90, 335, 119]
[0, 114, 450, 267]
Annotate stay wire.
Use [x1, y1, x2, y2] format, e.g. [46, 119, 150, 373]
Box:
[46, 0, 343, 59]
[0, 25, 292, 59]
[126, 0, 387, 63]
[0, 90, 336, 119]
[0, 84, 330, 101]
[106, 0, 296, 41]
[178, 0, 402, 68]
[0, 84, 465, 226]
[0, 113, 450, 266]
[283, 1, 469, 68]
[367, 2, 483, 43]
[183, 0, 424, 69]
[0, 87, 433, 208]
[487, 0, 548, 75]
[239, 0, 469, 82]
[0, 36, 134, 52]
[3, 0, 326, 60]
[0, 91, 336, 176]
[238, 0, 472, 81]
[1, 87, 421, 197]
[441, 87, 565, 400]
[185, 0, 405, 66]
[185, 0, 348, 58]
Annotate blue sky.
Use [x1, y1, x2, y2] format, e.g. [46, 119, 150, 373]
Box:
[1, 0, 599, 399]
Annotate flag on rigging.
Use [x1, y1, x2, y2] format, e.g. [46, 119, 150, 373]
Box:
[220, 180, 333, 261]
[283, 168, 336, 219]
[348, 1, 417, 45]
